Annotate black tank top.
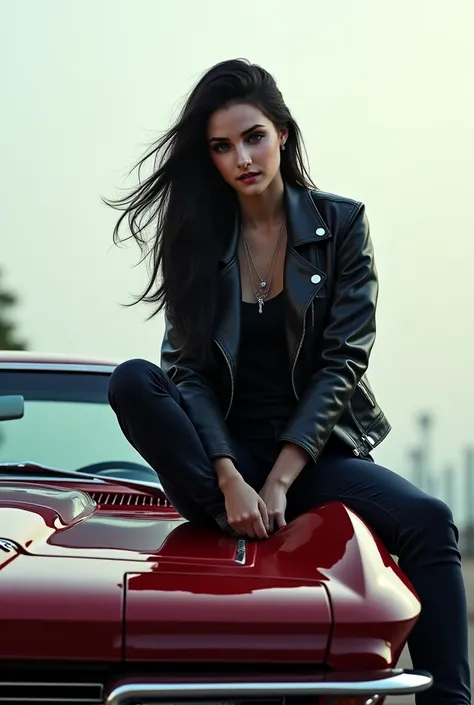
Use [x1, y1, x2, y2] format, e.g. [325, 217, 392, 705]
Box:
[227, 292, 296, 427]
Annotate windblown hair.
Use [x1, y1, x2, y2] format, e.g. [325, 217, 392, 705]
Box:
[106, 58, 314, 363]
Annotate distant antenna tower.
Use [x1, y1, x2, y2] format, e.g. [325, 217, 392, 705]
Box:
[409, 448, 423, 489]
[465, 448, 474, 527]
[443, 464, 455, 514]
[418, 412, 434, 493]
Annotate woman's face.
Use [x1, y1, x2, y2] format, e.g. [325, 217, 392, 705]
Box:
[207, 102, 288, 196]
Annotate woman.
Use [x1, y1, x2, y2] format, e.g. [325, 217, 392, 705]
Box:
[107, 59, 469, 705]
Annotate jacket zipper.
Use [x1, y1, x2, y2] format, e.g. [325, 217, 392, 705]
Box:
[280, 304, 376, 457]
[358, 380, 376, 408]
[214, 338, 234, 419]
[291, 305, 362, 457]
[291, 311, 307, 401]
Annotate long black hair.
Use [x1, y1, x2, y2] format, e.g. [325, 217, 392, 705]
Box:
[106, 58, 314, 363]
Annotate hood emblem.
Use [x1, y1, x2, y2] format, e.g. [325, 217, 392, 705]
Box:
[234, 539, 246, 565]
[0, 539, 18, 553]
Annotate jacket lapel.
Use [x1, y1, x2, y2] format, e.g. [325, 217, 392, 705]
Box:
[283, 184, 331, 365]
[214, 184, 333, 375]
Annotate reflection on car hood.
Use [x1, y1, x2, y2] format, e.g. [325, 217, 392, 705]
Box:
[0, 481, 421, 668]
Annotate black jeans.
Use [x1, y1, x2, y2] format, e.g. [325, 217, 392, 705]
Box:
[108, 358, 470, 705]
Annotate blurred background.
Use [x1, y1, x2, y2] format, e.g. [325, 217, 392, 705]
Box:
[0, 0, 473, 692]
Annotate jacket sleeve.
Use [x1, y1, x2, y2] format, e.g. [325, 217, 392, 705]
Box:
[280, 204, 378, 463]
[160, 311, 238, 465]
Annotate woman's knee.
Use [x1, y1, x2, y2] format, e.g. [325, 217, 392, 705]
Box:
[397, 493, 461, 566]
[108, 358, 166, 407]
[405, 494, 455, 534]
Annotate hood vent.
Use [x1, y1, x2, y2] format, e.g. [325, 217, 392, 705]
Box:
[89, 491, 171, 508]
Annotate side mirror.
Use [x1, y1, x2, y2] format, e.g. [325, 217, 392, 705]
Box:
[0, 395, 24, 421]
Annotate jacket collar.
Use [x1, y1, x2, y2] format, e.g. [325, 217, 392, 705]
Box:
[220, 182, 333, 265]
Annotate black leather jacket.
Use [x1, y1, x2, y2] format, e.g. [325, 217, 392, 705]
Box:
[161, 183, 391, 465]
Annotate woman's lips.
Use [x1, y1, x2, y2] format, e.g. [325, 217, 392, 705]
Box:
[238, 172, 260, 184]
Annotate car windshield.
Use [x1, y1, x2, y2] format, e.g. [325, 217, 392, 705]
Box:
[0, 368, 149, 472]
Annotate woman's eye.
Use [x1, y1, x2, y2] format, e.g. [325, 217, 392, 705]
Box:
[211, 134, 264, 153]
[212, 143, 231, 153]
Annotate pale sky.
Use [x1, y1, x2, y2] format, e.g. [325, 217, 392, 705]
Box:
[1, 0, 473, 519]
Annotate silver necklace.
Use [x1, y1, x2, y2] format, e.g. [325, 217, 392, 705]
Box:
[242, 219, 286, 313]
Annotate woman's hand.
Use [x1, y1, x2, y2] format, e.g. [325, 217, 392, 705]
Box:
[220, 475, 270, 539]
[259, 479, 288, 532]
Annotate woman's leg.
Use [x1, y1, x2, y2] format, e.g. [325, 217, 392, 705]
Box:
[285, 446, 470, 705]
[108, 358, 267, 530]
[108, 358, 222, 523]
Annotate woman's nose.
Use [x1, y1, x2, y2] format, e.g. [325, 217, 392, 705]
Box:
[236, 148, 252, 170]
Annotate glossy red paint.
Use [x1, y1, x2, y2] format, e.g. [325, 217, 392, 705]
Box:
[0, 480, 421, 668]
[311, 508, 420, 670]
[0, 552, 124, 661]
[125, 572, 331, 663]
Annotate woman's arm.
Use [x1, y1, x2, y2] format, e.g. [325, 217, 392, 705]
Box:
[160, 311, 238, 466]
[279, 203, 378, 465]
[162, 318, 270, 538]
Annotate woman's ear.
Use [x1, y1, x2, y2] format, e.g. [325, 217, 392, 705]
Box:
[279, 127, 289, 149]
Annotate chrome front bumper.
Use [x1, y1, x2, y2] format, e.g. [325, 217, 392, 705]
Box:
[105, 669, 433, 705]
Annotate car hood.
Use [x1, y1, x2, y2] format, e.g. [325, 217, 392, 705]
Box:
[0, 481, 420, 668]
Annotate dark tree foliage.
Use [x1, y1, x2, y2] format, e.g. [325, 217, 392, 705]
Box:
[0, 269, 27, 351]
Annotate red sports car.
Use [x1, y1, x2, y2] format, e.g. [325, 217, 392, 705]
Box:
[0, 352, 432, 705]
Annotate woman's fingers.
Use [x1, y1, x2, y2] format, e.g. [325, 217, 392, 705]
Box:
[230, 511, 268, 539]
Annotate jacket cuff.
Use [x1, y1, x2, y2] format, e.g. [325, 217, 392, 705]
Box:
[279, 435, 320, 465]
[208, 450, 239, 467]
